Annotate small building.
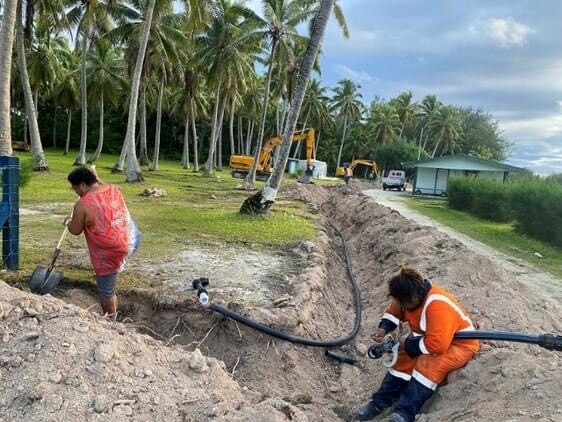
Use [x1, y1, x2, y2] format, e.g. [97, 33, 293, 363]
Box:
[287, 158, 327, 178]
[404, 154, 524, 196]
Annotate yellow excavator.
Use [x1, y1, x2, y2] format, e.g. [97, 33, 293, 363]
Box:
[229, 128, 315, 179]
[336, 159, 379, 179]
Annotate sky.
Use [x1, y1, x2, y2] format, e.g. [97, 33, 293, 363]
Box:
[243, 0, 562, 175]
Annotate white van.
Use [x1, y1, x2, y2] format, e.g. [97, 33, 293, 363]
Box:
[382, 170, 406, 191]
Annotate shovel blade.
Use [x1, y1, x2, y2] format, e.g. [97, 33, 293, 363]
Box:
[29, 266, 63, 295]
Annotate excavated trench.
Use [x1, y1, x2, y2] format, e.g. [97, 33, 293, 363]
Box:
[46, 198, 361, 421]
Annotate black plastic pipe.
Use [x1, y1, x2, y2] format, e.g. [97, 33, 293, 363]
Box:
[195, 201, 362, 348]
[454, 330, 562, 351]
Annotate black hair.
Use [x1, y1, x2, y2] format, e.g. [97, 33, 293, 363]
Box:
[388, 267, 426, 303]
[67, 166, 98, 187]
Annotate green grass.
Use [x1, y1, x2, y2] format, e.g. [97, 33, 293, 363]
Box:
[405, 196, 562, 279]
[13, 151, 317, 285]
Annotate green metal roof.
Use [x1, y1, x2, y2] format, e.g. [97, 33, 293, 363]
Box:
[403, 153, 524, 172]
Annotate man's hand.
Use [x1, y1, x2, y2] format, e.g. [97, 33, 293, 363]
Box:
[370, 328, 386, 342]
[63, 217, 72, 227]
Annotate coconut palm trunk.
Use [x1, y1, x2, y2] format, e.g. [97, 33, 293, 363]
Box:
[0, 0, 18, 156]
[240, 0, 335, 214]
[181, 112, 190, 168]
[149, 77, 164, 171]
[335, 115, 348, 168]
[204, 81, 222, 174]
[75, 24, 91, 165]
[122, 0, 157, 182]
[244, 38, 278, 188]
[65, 110, 72, 154]
[89, 93, 104, 163]
[229, 96, 235, 157]
[217, 95, 227, 171]
[189, 97, 198, 171]
[138, 85, 149, 165]
[16, 0, 47, 169]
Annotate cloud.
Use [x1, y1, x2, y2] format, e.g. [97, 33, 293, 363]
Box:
[333, 64, 380, 87]
[486, 18, 532, 47]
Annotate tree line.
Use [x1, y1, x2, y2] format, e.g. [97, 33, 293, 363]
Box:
[0, 0, 509, 197]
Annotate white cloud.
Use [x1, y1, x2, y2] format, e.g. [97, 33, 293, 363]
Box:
[334, 64, 380, 87]
[486, 18, 532, 47]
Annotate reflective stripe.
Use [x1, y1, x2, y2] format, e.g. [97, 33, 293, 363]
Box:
[412, 370, 438, 391]
[389, 368, 412, 381]
[382, 312, 400, 326]
[419, 294, 473, 332]
[419, 338, 430, 355]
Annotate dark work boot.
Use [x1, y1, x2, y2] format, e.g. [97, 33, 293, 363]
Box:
[354, 400, 383, 421]
[392, 378, 434, 422]
[354, 373, 409, 420]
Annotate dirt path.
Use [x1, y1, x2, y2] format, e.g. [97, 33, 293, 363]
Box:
[364, 188, 562, 303]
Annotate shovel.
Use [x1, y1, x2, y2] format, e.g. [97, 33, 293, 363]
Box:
[29, 225, 70, 295]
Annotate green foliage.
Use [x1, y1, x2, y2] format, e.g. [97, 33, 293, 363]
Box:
[510, 179, 562, 247]
[448, 175, 562, 246]
[448, 176, 511, 222]
[546, 173, 562, 184]
[373, 139, 420, 173]
[19, 158, 34, 188]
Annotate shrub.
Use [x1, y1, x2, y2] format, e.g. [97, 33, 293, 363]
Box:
[448, 176, 511, 222]
[510, 179, 562, 247]
[19, 158, 33, 188]
[448, 176, 475, 211]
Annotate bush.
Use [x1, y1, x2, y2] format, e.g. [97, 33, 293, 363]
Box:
[19, 158, 33, 188]
[448, 176, 475, 211]
[510, 179, 562, 247]
[448, 176, 511, 222]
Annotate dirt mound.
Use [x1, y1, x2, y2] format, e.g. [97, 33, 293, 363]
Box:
[287, 183, 562, 421]
[0, 282, 308, 421]
[4, 183, 562, 422]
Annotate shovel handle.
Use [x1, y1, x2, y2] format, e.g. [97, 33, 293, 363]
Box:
[56, 226, 70, 250]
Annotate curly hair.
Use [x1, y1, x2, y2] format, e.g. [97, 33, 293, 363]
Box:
[388, 266, 426, 303]
[67, 166, 98, 187]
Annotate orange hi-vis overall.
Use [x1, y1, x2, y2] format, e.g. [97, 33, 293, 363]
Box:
[380, 282, 479, 391]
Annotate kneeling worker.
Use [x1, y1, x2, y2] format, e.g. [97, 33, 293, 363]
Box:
[356, 267, 479, 421]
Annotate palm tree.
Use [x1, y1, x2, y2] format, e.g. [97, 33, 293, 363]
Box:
[86, 40, 126, 163]
[51, 43, 80, 155]
[243, 0, 314, 187]
[417, 94, 441, 159]
[330, 78, 363, 168]
[240, 0, 336, 214]
[301, 79, 332, 155]
[427, 105, 463, 157]
[369, 103, 400, 145]
[198, 0, 263, 176]
[0, 0, 17, 156]
[121, 0, 157, 182]
[392, 90, 417, 137]
[67, 0, 132, 165]
[16, 0, 47, 169]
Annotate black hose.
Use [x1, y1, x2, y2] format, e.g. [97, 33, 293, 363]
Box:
[454, 330, 562, 351]
[198, 200, 362, 348]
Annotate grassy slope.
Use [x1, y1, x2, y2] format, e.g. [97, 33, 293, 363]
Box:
[16, 151, 317, 285]
[405, 196, 562, 279]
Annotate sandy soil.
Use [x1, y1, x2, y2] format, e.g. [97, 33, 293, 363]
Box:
[2, 182, 561, 421]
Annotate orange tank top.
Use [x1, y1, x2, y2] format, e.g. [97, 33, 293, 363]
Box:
[80, 185, 133, 276]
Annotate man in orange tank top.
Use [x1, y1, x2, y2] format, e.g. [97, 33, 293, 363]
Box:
[355, 267, 479, 422]
[66, 167, 140, 318]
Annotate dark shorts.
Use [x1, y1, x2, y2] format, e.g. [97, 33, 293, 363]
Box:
[95, 273, 118, 299]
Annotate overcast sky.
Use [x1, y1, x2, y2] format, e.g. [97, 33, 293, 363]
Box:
[242, 0, 562, 174]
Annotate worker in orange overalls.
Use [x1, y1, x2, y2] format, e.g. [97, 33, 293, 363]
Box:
[355, 267, 479, 422]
